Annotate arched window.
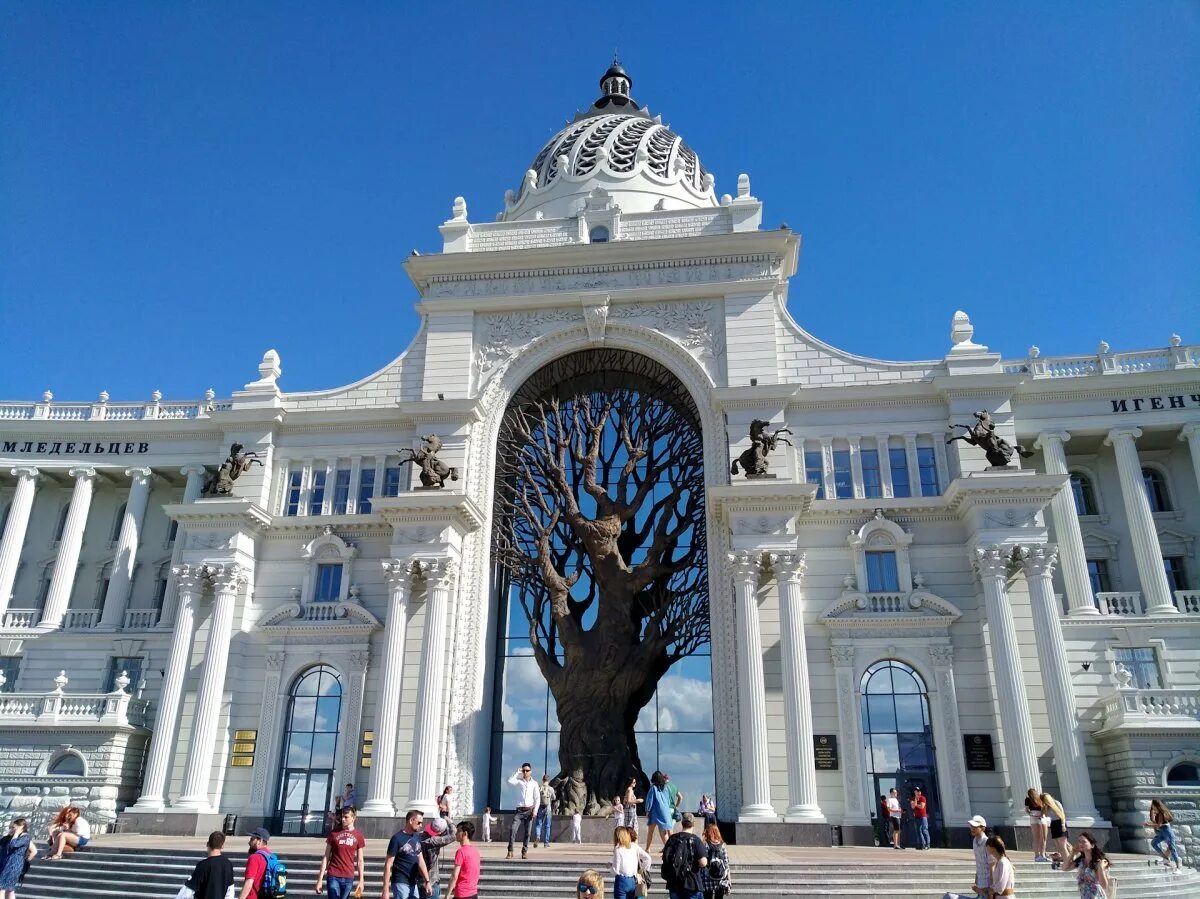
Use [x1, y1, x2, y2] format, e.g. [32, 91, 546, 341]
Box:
[1069, 472, 1098, 516]
[588, 225, 610, 243]
[110, 503, 127, 543]
[1166, 762, 1200, 786]
[1142, 468, 1171, 513]
[47, 751, 86, 777]
[277, 665, 343, 836]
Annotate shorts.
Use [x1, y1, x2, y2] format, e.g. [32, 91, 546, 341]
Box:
[1049, 818, 1065, 840]
[76, 836, 90, 848]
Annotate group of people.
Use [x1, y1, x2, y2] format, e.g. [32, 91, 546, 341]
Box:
[877, 786, 932, 850]
[0, 806, 90, 899]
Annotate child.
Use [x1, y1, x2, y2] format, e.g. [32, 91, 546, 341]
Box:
[612, 797, 624, 830]
[571, 809, 583, 844]
[481, 807, 497, 843]
[447, 820, 481, 899]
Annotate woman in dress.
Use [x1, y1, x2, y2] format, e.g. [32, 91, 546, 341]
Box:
[1025, 789, 1047, 862]
[1039, 792, 1070, 863]
[45, 806, 90, 860]
[642, 771, 673, 853]
[695, 822, 731, 899]
[986, 835, 1016, 899]
[1146, 799, 1181, 871]
[609, 826, 651, 899]
[1062, 832, 1111, 899]
[622, 778, 641, 835]
[0, 818, 33, 899]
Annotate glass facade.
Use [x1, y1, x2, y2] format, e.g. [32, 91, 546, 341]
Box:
[277, 665, 342, 836]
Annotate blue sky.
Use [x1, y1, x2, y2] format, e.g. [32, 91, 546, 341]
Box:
[2, 2, 1196, 401]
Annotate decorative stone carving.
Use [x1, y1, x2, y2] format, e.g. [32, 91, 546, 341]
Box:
[928, 644, 955, 667]
[973, 545, 1014, 580]
[830, 645, 856, 667]
[1016, 544, 1058, 579]
[581, 295, 610, 343]
[728, 550, 762, 588]
[609, 300, 725, 363]
[1113, 661, 1134, 690]
[475, 309, 579, 381]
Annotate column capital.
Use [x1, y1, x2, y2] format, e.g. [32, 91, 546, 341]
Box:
[203, 562, 248, 594]
[1034, 430, 1071, 450]
[1016, 543, 1059, 579]
[1180, 423, 1200, 441]
[8, 466, 40, 481]
[1104, 426, 1143, 446]
[67, 466, 98, 482]
[412, 556, 457, 588]
[728, 550, 762, 586]
[928, 643, 955, 667]
[180, 463, 207, 477]
[830, 644, 856, 668]
[124, 466, 154, 484]
[973, 544, 1014, 580]
[382, 558, 419, 590]
[768, 551, 807, 583]
[172, 564, 209, 593]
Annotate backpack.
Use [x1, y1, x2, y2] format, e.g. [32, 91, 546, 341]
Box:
[256, 850, 288, 899]
[661, 833, 695, 887]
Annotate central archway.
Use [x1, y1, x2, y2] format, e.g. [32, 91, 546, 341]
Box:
[489, 348, 713, 814]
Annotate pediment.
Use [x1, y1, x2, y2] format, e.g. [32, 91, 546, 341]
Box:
[257, 600, 381, 636]
[820, 588, 962, 637]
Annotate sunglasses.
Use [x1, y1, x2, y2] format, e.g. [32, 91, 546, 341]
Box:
[577, 886, 598, 895]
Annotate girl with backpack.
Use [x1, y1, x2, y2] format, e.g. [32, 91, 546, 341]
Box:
[695, 823, 731, 899]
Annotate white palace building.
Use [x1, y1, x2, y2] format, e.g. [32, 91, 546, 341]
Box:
[0, 63, 1197, 856]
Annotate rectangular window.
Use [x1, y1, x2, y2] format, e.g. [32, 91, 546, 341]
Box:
[889, 448, 911, 498]
[284, 471, 303, 517]
[309, 470, 327, 516]
[383, 466, 403, 497]
[314, 563, 343, 602]
[917, 447, 939, 496]
[167, 520, 179, 544]
[1086, 559, 1111, 597]
[105, 656, 144, 693]
[804, 451, 825, 500]
[1114, 646, 1162, 689]
[0, 657, 19, 692]
[861, 449, 882, 499]
[865, 551, 900, 592]
[96, 576, 110, 605]
[332, 469, 352, 515]
[357, 468, 376, 514]
[1163, 557, 1187, 591]
[153, 576, 168, 611]
[833, 450, 853, 499]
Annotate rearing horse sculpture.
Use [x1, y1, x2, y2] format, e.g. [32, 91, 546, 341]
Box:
[946, 410, 1033, 467]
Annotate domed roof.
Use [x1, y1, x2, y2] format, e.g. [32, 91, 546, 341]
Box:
[502, 61, 717, 221]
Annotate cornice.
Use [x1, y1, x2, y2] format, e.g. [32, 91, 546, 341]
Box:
[396, 398, 483, 425]
[708, 482, 818, 526]
[373, 491, 485, 534]
[942, 470, 1067, 513]
[164, 497, 272, 530]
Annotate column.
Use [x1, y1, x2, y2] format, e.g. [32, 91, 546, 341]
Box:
[160, 464, 208, 628]
[774, 552, 824, 821]
[831, 644, 870, 824]
[933, 435, 951, 491]
[405, 557, 457, 814]
[41, 467, 98, 628]
[1180, 424, 1200, 505]
[177, 563, 244, 811]
[1018, 545, 1103, 824]
[129, 565, 203, 811]
[99, 467, 154, 628]
[321, 460, 337, 516]
[975, 545, 1041, 821]
[819, 439, 835, 501]
[0, 467, 40, 617]
[298, 459, 314, 516]
[848, 437, 865, 499]
[1035, 431, 1098, 616]
[1104, 427, 1175, 614]
[360, 560, 415, 816]
[347, 458, 363, 514]
[903, 433, 921, 489]
[877, 436, 894, 498]
[730, 550, 775, 820]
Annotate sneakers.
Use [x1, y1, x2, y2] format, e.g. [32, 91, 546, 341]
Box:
[522, 848, 528, 859]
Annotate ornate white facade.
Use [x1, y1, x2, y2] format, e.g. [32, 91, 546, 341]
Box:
[0, 62, 1198, 857]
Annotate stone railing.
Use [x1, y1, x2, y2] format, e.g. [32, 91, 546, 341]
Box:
[863, 592, 910, 613]
[61, 609, 101, 629]
[0, 674, 148, 729]
[122, 608, 160, 630]
[1, 608, 39, 629]
[1094, 591, 1200, 616]
[1100, 687, 1200, 732]
[1002, 339, 1197, 379]
[1176, 590, 1200, 614]
[299, 601, 347, 622]
[0, 392, 232, 422]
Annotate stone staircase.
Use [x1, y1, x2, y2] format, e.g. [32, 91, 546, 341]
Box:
[19, 845, 1200, 899]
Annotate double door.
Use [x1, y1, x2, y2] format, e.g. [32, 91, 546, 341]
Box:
[873, 771, 943, 847]
[278, 768, 334, 836]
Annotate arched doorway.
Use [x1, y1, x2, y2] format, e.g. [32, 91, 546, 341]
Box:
[861, 659, 943, 846]
[275, 664, 342, 835]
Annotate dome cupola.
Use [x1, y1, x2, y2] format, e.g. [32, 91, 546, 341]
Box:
[501, 60, 718, 222]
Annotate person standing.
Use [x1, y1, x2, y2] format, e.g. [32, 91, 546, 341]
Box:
[622, 779, 641, 835]
[420, 816, 458, 899]
[342, 783, 358, 811]
[610, 825, 651, 899]
[695, 823, 731, 899]
[663, 774, 683, 824]
[877, 795, 891, 847]
[1146, 799, 1181, 872]
[480, 808, 497, 844]
[182, 831, 235, 899]
[570, 809, 583, 844]
[643, 772, 673, 853]
[1040, 792, 1070, 862]
[0, 818, 34, 899]
[239, 828, 275, 899]
[911, 788, 931, 850]
[660, 814, 708, 899]
[506, 763, 540, 860]
[535, 775, 556, 848]
[382, 810, 433, 899]
[985, 835, 1015, 899]
[1062, 832, 1111, 899]
[886, 789, 903, 850]
[316, 807, 366, 899]
[611, 798, 625, 832]
[437, 786, 454, 820]
[1025, 790, 1047, 862]
[446, 821, 480, 899]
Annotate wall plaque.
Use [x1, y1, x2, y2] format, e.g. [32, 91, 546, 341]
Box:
[964, 734, 995, 771]
[234, 730, 258, 741]
[814, 734, 839, 770]
[231, 756, 254, 767]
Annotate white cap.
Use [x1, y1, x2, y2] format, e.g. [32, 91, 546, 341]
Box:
[967, 815, 987, 829]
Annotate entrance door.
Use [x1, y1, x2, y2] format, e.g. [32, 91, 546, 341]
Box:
[275, 665, 343, 836]
[861, 659, 944, 846]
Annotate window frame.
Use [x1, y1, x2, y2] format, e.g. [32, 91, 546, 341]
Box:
[357, 468, 376, 514]
[1112, 646, 1162, 690]
[889, 448, 911, 498]
[861, 449, 882, 499]
[284, 470, 303, 517]
[804, 450, 825, 500]
[1069, 471, 1099, 517]
[105, 655, 145, 693]
[309, 470, 327, 516]
[1141, 466, 1172, 513]
[916, 447, 939, 497]
[832, 449, 853, 500]
[331, 468, 352, 516]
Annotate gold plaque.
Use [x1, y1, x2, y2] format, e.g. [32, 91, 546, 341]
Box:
[231, 756, 254, 767]
[360, 756, 372, 768]
[361, 744, 373, 755]
[234, 730, 258, 741]
[362, 731, 374, 742]
[232, 742, 257, 754]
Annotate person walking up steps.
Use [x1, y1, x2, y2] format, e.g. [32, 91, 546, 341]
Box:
[506, 763, 540, 860]
[316, 807, 366, 899]
[660, 813, 708, 899]
[941, 815, 989, 899]
[239, 828, 285, 899]
[1146, 799, 1182, 872]
[696, 823, 731, 899]
[610, 825, 651, 899]
[0, 818, 35, 899]
[446, 821, 480, 899]
[420, 816, 458, 899]
[182, 831, 234, 899]
[986, 835, 1015, 899]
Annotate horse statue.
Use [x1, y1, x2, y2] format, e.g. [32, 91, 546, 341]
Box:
[201, 442, 263, 496]
[946, 410, 1034, 467]
[731, 419, 793, 479]
[399, 434, 459, 489]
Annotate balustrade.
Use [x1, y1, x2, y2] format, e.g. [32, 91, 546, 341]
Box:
[1101, 687, 1200, 730]
[1096, 592, 1143, 616]
[864, 592, 909, 612]
[0, 688, 146, 728]
[122, 608, 160, 629]
[61, 609, 100, 629]
[1175, 590, 1200, 614]
[1002, 341, 1197, 380]
[0, 395, 222, 422]
[1, 609, 39, 628]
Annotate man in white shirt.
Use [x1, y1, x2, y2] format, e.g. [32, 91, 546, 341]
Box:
[506, 762, 540, 859]
[886, 788, 903, 849]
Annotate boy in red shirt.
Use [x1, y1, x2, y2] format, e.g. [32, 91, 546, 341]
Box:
[316, 807, 366, 898]
[446, 820, 481, 899]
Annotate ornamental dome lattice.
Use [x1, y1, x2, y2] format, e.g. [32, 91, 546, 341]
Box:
[502, 61, 718, 222]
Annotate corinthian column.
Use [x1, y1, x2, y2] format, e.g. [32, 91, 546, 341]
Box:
[1104, 427, 1175, 613]
[42, 467, 98, 628]
[730, 550, 776, 820]
[772, 551, 824, 821]
[0, 467, 40, 617]
[1034, 431, 1097, 616]
[405, 557, 457, 815]
[130, 565, 204, 811]
[177, 564, 244, 811]
[360, 559, 416, 816]
[1017, 545, 1103, 825]
[975, 545, 1041, 821]
[100, 467, 155, 628]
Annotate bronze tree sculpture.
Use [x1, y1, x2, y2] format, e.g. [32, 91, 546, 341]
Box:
[493, 349, 709, 814]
